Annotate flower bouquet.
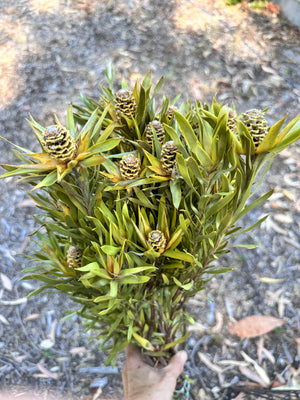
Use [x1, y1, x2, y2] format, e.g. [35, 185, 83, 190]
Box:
[1, 67, 300, 369]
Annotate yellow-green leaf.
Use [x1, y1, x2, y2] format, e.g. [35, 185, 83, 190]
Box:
[173, 277, 193, 290]
[163, 249, 194, 263]
[33, 170, 58, 190]
[132, 332, 154, 351]
[163, 332, 190, 350]
[174, 110, 197, 149]
[80, 154, 106, 167]
[256, 115, 287, 154]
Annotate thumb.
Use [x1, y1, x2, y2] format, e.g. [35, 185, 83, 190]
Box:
[165, 350, 188, 378]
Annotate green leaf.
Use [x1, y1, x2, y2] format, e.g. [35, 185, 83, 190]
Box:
[236, 190, 273, 221]
[97, 120, 119, 143]
[142, 71, 152, 91]
[33, 170, 58, 190]
[201, 109, 218, 127]
[80, 107, 99, 137]
[0, 167, 38, 178]
[97, 201, 117, 225]
[165, 229, 183, 250]
[163, 331, 190, 350]
[194, 144, 213, 168]
[132, 187, 157, 209]
[211, 111, 228, 163]
[105, 61, 114, 91]
[78, 262, 111, 279]
[107, 312, 124, 338]
[142, 149, 161, 168]
[125, 176, 169, 190]
[80, 154, 106, 167]
[163, 124, 189, 158]
[93, 295, 112, 303]
[119, 266, 156, 276]
[238, 121, 255, 156]
[173, 277, 193, 290]
[56, 283, 78, 293]
[170, 179, 181, 209]
[26, 284, 52, 297]
[60, 311, 77, 322]
[61, 182, 87, 215]
[90, 104, 110, 140]
[163, 249, 194, 263]
[152, 76, 164, 97]
[233, 244, 257, 249]
[256, 115, 287, 154]
[206, 190, 236, 219]
[89, 138, 121, 154]
[229, 215, 268, 238]
[271, 125, 300, 154]
[136, 86, 146, 125]
[120, 276, 151, 284]
[0, 135, 33, 154]
[67, 104, 76, 138]
[28, 274, 62, 285]
[176, 153, 194, 189]
[110, 280, 118, 297]
[186, 157, 203, 180]
[174, 110, 197, 149]
[101, 245, 121, 256]
[45, 223, 82, 240]
[160, 262, 184, 269]
[205, 267, 235, 274]
[275, 114, 300, 142]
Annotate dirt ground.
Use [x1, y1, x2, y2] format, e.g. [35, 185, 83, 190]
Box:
[0, 1, 299, 399]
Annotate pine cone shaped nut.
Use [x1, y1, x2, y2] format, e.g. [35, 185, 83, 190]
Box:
[114, 89, 136, 119]
[42, 125, 77, 162]
[67, 246, 82, 269]
[147, 230, 167, 253]
[240, 109, 269, 147]
[227, 110, 238, 134]
[161, 141, 178, 175]
[119, 154, 141, 180]
[166, 107, 175, 123]
[144, 120, 165, 146]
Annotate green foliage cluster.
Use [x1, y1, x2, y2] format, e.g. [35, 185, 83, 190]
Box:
[1, 67, 300, 366]
[226, 0, 267, 8]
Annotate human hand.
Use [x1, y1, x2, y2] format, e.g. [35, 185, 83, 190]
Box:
[122, 345, 187, 400]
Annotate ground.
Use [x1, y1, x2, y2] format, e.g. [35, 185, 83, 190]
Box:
[0, 1, 299, 399]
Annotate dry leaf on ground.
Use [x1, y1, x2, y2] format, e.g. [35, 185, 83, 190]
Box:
[35, 364, 60, 380]
[0, 314, 9, 325]
[0, 273, 12, 291]
[228, 315, 285, 338]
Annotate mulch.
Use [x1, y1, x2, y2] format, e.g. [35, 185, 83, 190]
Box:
[0, 1, 299, 399]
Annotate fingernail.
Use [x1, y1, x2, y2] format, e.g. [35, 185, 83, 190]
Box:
[177, 350, 188, 363]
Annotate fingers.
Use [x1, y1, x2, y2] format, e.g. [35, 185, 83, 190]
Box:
[165, 350, 188, 377]
[125, 345, 188, 377]
[125, 344, 141, 361]
[124, 344, 147, 369]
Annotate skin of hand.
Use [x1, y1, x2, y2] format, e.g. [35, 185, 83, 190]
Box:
[122, 345, 188, 400]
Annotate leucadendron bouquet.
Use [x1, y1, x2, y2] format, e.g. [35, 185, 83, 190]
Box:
[1, 68, 300, 367]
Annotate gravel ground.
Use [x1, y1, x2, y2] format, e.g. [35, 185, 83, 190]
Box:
[0, 1, 300, 399]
